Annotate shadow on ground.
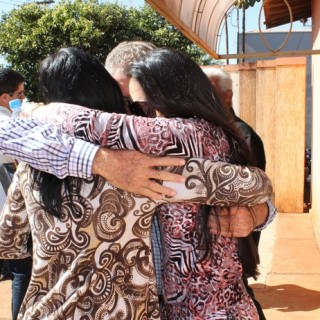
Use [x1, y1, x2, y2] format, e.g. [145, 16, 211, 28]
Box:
[252, 283, 320, 312]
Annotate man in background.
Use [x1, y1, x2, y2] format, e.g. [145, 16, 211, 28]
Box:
[0, 68, 25, 200]
[105, 41, 157, 117]
[105, 41, 156, 100]
[0, 68, 31, 320]
[203, 67, 266, 171]
[203, 66, 267, 320]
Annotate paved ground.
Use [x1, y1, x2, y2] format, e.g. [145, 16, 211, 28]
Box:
[1, 213, 320, 319]
[249, 212, 320, 320]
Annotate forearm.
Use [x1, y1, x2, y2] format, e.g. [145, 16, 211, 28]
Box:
[0, 116, 187, 198]
[164, 158, 273, 206]
[0, 118, 97, 179]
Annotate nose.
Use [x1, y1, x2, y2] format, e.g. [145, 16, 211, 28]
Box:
[19, 92, 26, 102]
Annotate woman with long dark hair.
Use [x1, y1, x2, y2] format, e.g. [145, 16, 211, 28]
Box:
[128, 48, 261, 319]
[34, 47, 126, 217]
[38, 47, 124, 113]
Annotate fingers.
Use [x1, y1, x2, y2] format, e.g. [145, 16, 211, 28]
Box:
[233, 207, 255, 236]
[208, 210, 234, 237]
[144, 177, 179, 199]
[128, 180, 178, 200]
[92, 148, 186, 200]
[250, 203, 268, 227]
[218, 214, 236, 238]
[147, 156, 186, 168]
[150, 169, 186, 184]
[208, 206, 255, 238]
[138, 158, 187, 199]
[136, 188, 163, 200]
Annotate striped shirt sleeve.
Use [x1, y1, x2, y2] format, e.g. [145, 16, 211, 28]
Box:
[254, 199, 277, 231]
[0, 117, 98, 179]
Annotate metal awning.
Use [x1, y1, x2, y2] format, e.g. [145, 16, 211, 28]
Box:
[146, 0, 236, 59]
[146, 0, 319, 60]
[264, 0, 311, 29]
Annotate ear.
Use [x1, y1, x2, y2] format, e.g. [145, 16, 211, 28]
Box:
[0, 93, 10, 108]
[224, 89, 233, 106]
[0, 92, 7, 102]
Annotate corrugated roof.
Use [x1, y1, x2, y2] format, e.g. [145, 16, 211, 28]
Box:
[263, 0, 312, 29]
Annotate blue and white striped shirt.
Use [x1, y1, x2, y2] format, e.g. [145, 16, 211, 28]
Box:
[0, 118, 98, 179]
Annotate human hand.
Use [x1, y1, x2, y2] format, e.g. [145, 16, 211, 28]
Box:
[208, 203, 268, 237]
[92, 148, 186, 199]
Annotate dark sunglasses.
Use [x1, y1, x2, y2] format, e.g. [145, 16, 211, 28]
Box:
[124, 98, 156, 118]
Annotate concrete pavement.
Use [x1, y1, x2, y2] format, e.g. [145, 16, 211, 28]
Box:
[249, 212, 320, 320]
[1, 212, 320, 319]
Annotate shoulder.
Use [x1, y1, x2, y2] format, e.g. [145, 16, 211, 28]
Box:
[0, 106, 12, 119]
[235, 117, 262, 141]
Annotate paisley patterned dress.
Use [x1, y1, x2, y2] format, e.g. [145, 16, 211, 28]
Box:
[2, 103, 272, 319]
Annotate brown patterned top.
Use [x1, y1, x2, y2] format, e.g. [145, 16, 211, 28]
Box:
[0, 159, 271, 319]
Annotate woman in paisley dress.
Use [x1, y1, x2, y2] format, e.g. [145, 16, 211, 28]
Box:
[0, 48, 274, 319]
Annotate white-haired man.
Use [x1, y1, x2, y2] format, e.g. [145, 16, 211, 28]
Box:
[203, 66, 267, 320]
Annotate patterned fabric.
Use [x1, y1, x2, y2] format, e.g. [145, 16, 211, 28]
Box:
[151, 214, 163, 294]
[0, 117, 98, 179]
[0, 105, 14, 164]
[0, 159, 271, 320]
[26, 103, 274, 319]
[35, 103, 276, 230]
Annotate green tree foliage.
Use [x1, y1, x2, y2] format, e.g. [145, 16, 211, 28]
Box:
[234, 0, 261, 10]
[0, 0, 214, 101]
[129, 5, 214, 64]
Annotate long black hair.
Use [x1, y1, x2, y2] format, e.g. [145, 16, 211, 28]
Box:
[129, 48, 259, 278]
[39, 47, 124, 113]
[33, 47, 125, 218]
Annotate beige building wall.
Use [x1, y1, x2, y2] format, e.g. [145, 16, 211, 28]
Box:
[273, 58, 306, 212]
[205, 58, 307, 213]
[311, 0, 320, 239]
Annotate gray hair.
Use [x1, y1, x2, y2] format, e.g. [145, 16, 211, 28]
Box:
[105, 41, 156, 76]
[202, 67, 233, 93]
